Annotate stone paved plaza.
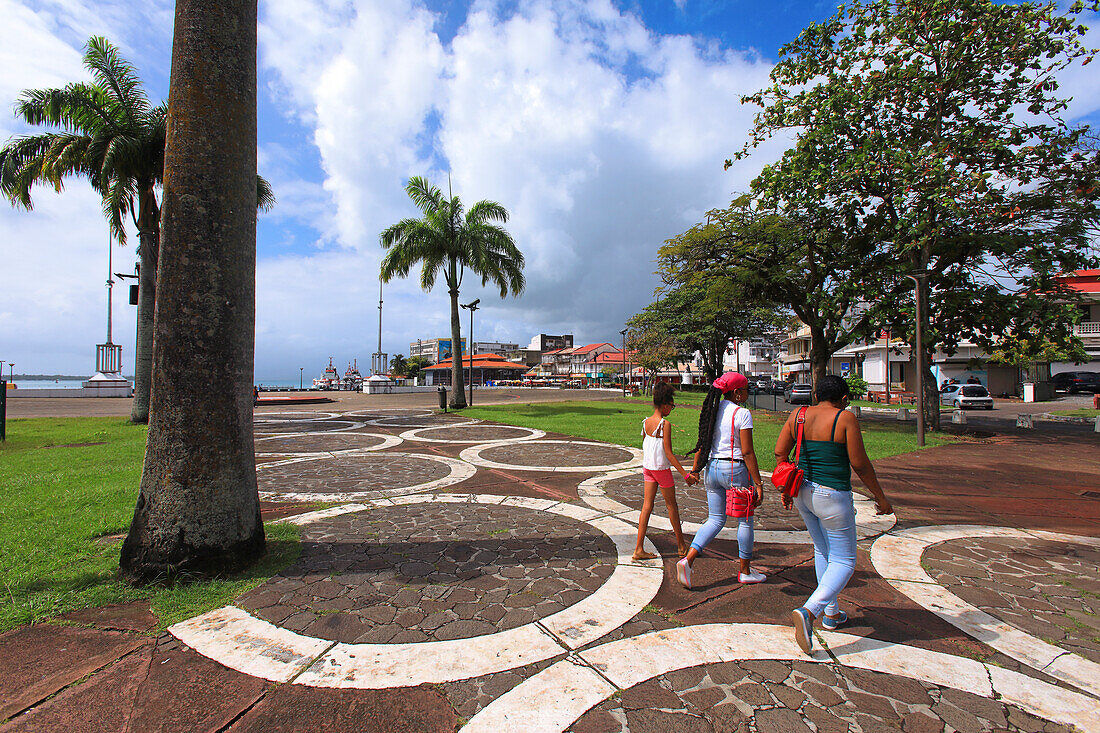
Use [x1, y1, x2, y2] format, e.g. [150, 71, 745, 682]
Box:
[2, 405, 1099, 732]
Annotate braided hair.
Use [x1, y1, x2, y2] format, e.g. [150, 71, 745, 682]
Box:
[688, 386, 726, 466]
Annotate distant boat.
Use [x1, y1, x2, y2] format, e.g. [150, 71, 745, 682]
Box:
[312, 357, 341, 390]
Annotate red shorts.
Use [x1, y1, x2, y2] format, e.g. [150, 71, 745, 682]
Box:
[642, 467, 675, 489]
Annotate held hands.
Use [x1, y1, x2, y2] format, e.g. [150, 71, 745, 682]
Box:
[684, 471, 699, 486]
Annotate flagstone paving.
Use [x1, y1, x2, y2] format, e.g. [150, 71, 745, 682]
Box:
[4, 409, 1100, 732]
[237, 503, 616, 643]
[568, 660, 1074, 733]
[923, 537, 1100, 665]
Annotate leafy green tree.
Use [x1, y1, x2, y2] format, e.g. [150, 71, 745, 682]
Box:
[405, 355, 430, 383]
[380, 176, 525, 408]
[659, 196, 893, 389]
[0, 37, 275, 424]
[389, 353, 408, 376]
[626, 313, 684, 394]
[735, 0, 1100, 428]
[628, 274, 785, 383]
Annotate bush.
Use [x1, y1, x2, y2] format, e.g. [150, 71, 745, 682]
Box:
[845, 373, 868, 399]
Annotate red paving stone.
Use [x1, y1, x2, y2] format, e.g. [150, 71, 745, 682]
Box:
[227, 685, 457, 733]
[0, 624, 148, 721]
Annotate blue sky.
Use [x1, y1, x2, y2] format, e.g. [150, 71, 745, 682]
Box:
[1, 0, 1097, 380]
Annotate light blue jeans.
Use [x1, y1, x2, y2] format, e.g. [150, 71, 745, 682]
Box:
[690, 459, 754, 560]
[794, 480, 857, 617]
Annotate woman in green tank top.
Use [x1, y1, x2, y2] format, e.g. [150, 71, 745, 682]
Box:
[773, 375, 893, 655]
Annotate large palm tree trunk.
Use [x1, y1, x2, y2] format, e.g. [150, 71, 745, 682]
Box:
[130, 190, 159, 424]
[121, 0, 264, 581]
[449, 279, 467, 409]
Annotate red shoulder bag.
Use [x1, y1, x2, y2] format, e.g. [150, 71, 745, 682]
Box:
[771, 407, 806, 498]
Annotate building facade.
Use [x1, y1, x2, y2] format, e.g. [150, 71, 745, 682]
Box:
[409, 337, 466, 365]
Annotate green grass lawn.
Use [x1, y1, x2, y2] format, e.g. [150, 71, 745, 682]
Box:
[1047, 408, 1100, 418]
[0, 418, 300, 633]
[462, 399, 950, 473]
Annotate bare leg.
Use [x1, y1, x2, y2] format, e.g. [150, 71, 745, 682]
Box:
[660, 485, 688, 557]
[633, 481, 659, 560]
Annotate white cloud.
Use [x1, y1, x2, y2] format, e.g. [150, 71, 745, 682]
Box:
[256, 0, 780, 371]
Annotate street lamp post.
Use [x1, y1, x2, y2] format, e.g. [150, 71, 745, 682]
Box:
[299, 367, 304, 391]
[619, 328, 628, 396]
[905, 272, 930, 447]
[461, 299, 480, 406]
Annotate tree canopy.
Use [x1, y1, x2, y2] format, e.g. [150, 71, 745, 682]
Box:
[732, 0, 1100, 426]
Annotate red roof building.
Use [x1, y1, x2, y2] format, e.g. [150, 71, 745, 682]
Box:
[423, 353, 529, 386]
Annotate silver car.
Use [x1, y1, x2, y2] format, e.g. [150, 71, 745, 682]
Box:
[940, 384, 994, 410]
[785, 383, 814, 405]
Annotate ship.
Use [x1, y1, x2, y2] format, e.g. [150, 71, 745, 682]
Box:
[312, 357, 341, 390]
[343, 359, 364, 391]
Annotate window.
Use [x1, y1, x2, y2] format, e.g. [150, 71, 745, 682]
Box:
[961, 386, 989, 397]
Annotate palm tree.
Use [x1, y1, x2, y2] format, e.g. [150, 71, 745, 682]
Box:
[389, 353, 408, 376]
[381, 177, 525, 408]
[120, 0, 265, 581]
[0, 37, 274, 424]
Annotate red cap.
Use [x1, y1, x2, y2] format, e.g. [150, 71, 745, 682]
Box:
[712, 372, 748, 392]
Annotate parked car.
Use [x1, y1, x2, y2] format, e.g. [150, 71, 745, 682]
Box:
[785, 383, 814, 405]
[940, 383, 994, 409]
[766, 380, 787, 395]
[1052, 371, 1100, 394]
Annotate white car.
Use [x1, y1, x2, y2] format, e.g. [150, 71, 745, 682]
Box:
[940, 384, 994, 410]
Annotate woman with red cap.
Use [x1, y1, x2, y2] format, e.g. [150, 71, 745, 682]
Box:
[676, 372, 766, 588]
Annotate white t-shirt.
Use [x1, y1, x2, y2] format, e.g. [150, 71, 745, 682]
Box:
[709, 400, 753, 459]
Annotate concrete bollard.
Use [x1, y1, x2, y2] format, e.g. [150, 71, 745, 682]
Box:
[1094, 416, 1100, 433]
[847, 405, 861, 417]
[1016, 414, 1034, 429]
[951, 409, 967, 425]
[897, 407, 909, 421]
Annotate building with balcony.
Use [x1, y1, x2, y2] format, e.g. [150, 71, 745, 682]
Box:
[722, 338, 781, 378]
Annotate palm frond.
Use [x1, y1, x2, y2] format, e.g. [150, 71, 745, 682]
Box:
[466, 199, 509, 225]
[405, 176, 443, 215]
[84, 36, 149, 124]
[256, 175, 276, 212]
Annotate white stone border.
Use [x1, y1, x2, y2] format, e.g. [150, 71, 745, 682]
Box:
[169, 494, 663, 688]
[398, 423, 545, 444]
[459, 440, 643, 473]
[344, 407, 434, 418]
[462, 623, 1100, 733]
[254, 418, 366, 435]
[255, 431, 403, 454]
[255, 450, 476, 502]
[576, 470, 896, 545]
[870, 525, 1100, 699]
[255, 410, 343, 420]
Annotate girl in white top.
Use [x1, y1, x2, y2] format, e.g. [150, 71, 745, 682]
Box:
[676, 372, 766, 588]
[634, 382, 695, 561]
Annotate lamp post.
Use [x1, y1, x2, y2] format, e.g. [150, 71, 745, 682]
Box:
[619, 328, 628, 396]
[8, 363, 13, 382]
[299, 367, 304, 391]
[904, 271, 930, 447]
[461, 299, 480, 406]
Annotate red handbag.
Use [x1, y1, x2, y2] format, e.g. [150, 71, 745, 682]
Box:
[724, 406, 758, 518]
[771, 407, 806, 497]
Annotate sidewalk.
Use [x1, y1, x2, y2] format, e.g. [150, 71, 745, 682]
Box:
[2, 409, 1097, 732]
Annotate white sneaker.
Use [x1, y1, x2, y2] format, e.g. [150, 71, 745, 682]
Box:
[739, 570, 766, 584]
[676, 558, 692, 589]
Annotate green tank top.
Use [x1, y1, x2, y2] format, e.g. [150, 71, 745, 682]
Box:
[797, 410, 851, 491]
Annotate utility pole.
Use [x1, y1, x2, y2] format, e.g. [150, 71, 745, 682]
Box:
[461, 299, 480, 406]
[619, 329, 628, 396]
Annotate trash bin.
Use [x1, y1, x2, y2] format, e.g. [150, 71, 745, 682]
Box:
[437, 386, 447, 411]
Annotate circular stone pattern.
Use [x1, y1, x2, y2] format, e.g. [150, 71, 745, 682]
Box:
[237, 504, 616, 644]
[254, 418, 361, 434]
[255, 432, 393, 454]
[568, 660, 1073, 733]
[257, 452, 463, 501]
[924, 537, 1100, 665]
[399, 424, 543, 444]
[463, 440, 641, 472]
[596, 473, 805, 532]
